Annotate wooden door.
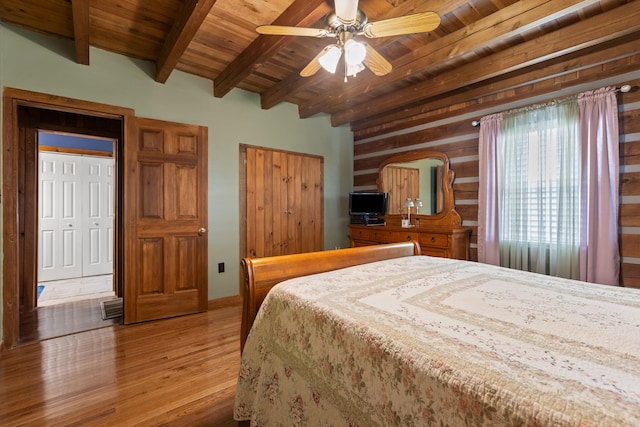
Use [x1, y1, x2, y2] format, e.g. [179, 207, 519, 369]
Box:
[242, 145, 323, 259]
[291, 152, 324, 253]
[123, 117, 208, 324]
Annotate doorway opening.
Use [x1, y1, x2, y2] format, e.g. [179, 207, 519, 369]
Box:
[36, 132, 116, 308]
[13, 104, 125, 345]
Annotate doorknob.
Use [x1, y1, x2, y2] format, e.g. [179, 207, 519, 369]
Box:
[198, 227, 207, 236]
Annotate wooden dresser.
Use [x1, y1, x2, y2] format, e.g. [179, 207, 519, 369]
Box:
[362, 149, 472, 261]
[349, 223, 472, 260]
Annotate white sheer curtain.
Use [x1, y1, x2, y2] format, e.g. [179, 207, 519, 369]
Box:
[578, 87, 620, 286]
[498, 99, 581, 278]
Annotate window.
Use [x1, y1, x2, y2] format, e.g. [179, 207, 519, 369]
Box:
[497, 99, 581, 277]
[479, 87, 620, 285]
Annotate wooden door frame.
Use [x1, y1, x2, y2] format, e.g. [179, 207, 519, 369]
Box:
[1, 88, 134, 350]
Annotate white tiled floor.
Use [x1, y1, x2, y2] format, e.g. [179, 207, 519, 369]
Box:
[38, 275, 115, 307]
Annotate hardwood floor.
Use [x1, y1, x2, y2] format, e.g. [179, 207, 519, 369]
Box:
[19, 297, 121, 343]
[1, 306, 241, 426]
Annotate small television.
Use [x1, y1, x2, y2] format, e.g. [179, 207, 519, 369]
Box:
[349, 192, 388, 217]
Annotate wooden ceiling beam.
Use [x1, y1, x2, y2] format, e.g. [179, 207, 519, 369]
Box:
[352, 51, 640, 161]
[352, 38, 640, 137]
[259, 0, 469, 110]
[213, 0, 331, 99]
[71, 0, 90, 65]
[329, 1, 640, 126]
[155, 0, 218, 84]
[300, 0, 600, 120]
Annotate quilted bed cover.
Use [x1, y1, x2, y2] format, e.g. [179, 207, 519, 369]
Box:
[234, 256, 640, 426]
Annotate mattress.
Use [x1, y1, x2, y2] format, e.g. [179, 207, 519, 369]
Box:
[234, 256, 640, 426]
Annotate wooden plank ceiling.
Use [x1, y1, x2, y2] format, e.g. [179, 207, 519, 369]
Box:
[1, 0, 638, 130]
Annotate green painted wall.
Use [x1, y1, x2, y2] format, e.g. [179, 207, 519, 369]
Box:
[0, 24, 353, 339]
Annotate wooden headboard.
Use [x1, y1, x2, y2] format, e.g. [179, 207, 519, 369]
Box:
[239, 241, 421, 352]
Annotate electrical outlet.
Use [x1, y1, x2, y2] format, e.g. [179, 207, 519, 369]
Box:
[218, 262, 225, 273]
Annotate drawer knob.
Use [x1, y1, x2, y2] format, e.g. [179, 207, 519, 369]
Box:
[431, 236, 436, 242]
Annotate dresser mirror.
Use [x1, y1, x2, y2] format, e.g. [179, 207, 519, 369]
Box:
[378, 150, 461, 226]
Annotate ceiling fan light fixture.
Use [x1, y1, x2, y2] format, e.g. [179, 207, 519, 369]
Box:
[318, 45, 342, 74]
[344, 39, 366, 65]
[256, 2, 440, 80]
[346, 62, 365, 77]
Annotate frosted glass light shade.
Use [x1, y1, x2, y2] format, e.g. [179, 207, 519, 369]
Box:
[318, 45, 342, 74]
[346, 62, 365, 77]
[344, 39, 366, 65]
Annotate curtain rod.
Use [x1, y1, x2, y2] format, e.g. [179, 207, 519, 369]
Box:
[470, 84, 633, 127]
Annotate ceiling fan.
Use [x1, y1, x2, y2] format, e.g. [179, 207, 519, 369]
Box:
[256, 0, 441, 81]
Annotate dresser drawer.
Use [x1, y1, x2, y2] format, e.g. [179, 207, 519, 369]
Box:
[422, 247, 448, 258]
[350, 227, 376, 241]
[419, 233, 448, 248]
[378, 231, 420, 242]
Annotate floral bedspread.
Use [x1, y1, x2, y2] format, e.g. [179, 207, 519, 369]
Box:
[234, 256, 640, 426]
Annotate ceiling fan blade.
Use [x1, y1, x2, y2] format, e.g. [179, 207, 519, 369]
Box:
[300, 58, 322, 77]
[334, 0, 359, 23]
[362, 44, 392, 76]
[300, 46, 332, 77]
[256, 25, 329, 38]
[362, 11, 440, 38]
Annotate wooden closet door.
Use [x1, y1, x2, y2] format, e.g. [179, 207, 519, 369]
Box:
[243, 145, 323, 259]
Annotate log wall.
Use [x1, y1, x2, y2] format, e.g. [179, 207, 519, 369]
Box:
[352, 72, 640, 288]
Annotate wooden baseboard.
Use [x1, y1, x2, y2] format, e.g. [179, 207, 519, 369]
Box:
[208, 295, 241, 310]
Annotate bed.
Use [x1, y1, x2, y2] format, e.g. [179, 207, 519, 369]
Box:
[234, 242, 640, 426]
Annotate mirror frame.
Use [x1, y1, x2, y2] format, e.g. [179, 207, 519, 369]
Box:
[377, 150, 462, 227]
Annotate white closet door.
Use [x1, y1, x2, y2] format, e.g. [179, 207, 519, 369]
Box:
[38, 152, 83, 281]
[82, 156, 114, 276]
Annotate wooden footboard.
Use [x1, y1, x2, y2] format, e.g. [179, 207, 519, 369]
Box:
[240, 241, 421, 352]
